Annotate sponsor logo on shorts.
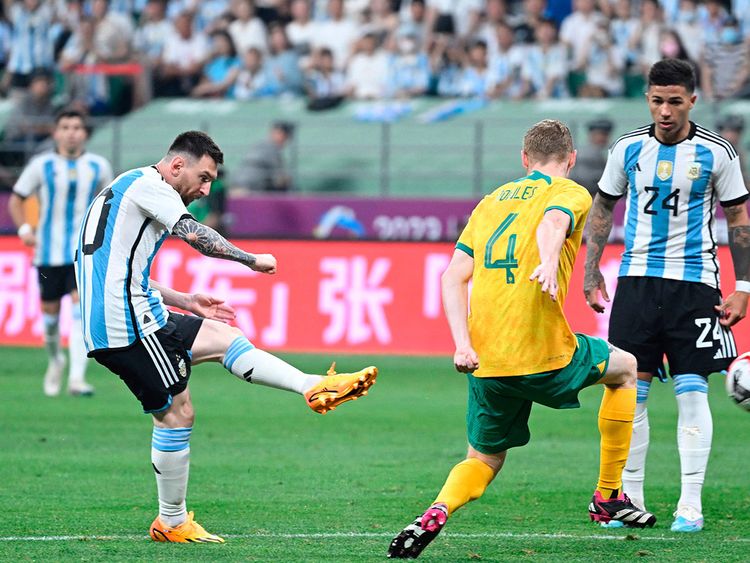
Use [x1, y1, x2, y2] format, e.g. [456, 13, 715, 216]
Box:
[177, 356, 187, 378]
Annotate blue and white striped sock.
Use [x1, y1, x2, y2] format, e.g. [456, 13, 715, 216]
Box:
[151, 427, 191, 528]
[673, 373, 711, 514]
[623, 379, 651, 510]
[222, 336, 320, 394]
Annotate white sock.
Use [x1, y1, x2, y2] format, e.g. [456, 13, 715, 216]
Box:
[42, 312, 61, 363]
[622, 379, 650, 510]
[151, 427, 191, 528]
[222, 336, 321, 394]
[68, 310, 88, 386]
[674, 374, 711, 514]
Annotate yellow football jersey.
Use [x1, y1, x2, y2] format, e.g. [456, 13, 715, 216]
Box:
[456, 170, 592, 377]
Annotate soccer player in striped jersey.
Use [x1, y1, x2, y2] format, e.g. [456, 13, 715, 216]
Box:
[7, 109, 113, 397]
[3, 0, 55, 93]
[75, 131, 377, 543]
[388, 120, 654, 559]
[584, 59, 750, 532]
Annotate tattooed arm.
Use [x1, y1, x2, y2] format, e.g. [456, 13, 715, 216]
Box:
[583, 193, 618, 313]
[717, 202, 750, 326]
[172, 216, 277, 274]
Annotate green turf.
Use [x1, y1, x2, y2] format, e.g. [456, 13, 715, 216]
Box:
[1, 348, 748, 561]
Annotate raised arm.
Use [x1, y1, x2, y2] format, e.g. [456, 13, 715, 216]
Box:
[441, 249, 478, 373]
[172, 216, 276, 274]
[583, 193, 618, 312]
[717, 202, 750, 326]
[529, 209, 571, 301]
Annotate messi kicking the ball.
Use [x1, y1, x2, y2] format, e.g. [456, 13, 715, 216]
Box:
[75, 131, 377, 543]
[388, 120, 654, 559]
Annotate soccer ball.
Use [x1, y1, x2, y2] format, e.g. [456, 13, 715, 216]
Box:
[726, 352, 750, 411]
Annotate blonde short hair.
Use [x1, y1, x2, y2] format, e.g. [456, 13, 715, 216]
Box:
[522, 119, 574, 165]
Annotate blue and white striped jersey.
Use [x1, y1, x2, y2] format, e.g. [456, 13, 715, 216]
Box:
[75, 166, 191, 353]
[13, 151, 113, 267]
[7, 3, 54, 74]
[599, 122, 750, 288]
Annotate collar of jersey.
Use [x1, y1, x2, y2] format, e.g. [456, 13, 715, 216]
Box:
[648, 121, 697, 146]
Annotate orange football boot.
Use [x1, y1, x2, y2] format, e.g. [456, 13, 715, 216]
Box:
[304, 363, 378, 414]
[149, 511, 225, 543]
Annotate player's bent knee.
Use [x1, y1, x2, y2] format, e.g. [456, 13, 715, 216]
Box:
[153, 400, 194, 427]
[602, 348, 637, 387]
[622, 351, 637, 383]
[191, 320, 246, 364]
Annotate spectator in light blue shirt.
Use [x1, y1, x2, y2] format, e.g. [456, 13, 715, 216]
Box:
[266, 23, 304, 95]
[388, 28, 429, 98]
[233, 47, 280, 99]
[167, 0, 231, 32]
[520, 18, 569, 99]
[304, 46, 346, 110]
[435, 39, 466, 97]
[456, 39, 491, 98]
[134, 0, 172, 63]
[487, 21, 525, 99]
[610, 0, 640, 69]
[191, 29, 241, 98]
[5, 0, 55, 93]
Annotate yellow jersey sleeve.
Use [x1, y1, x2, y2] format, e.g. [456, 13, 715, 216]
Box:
[544, 180, 592, 236]
[456, 200, 485, 257]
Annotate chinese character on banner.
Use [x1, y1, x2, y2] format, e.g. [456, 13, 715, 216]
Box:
[422, 252, 450, 319]
[319, 256, 393, 345]
[0, 251, 31, 336]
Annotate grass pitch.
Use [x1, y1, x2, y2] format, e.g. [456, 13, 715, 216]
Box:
[1, 347, 748, 562]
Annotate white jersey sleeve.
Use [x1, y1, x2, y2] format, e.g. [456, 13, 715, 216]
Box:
[130, 176, 191, 232]
[12, 156, 43, 198]
[713, 151, 749, 205]
[598, 140, 628, 198]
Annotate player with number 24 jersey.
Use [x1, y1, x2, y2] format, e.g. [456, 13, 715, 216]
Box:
[599, 122, 748, 289]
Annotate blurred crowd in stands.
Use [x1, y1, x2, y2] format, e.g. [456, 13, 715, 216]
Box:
[2, 0, 750, 114]
[1, 0, 750, 194]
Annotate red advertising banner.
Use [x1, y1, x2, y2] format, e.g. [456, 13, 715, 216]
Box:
[0, 236, 747, 355]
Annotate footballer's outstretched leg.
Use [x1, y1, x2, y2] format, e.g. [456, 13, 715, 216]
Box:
[201, 328, 378, 414]
[388, 504, 448, 559]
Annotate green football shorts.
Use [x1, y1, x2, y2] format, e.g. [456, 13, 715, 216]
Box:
[466, 333, 610, 454]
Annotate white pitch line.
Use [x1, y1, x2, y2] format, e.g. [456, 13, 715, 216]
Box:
[1, 531, 748, 543]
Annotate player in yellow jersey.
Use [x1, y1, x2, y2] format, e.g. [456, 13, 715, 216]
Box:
[387, 120, 656, 559]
